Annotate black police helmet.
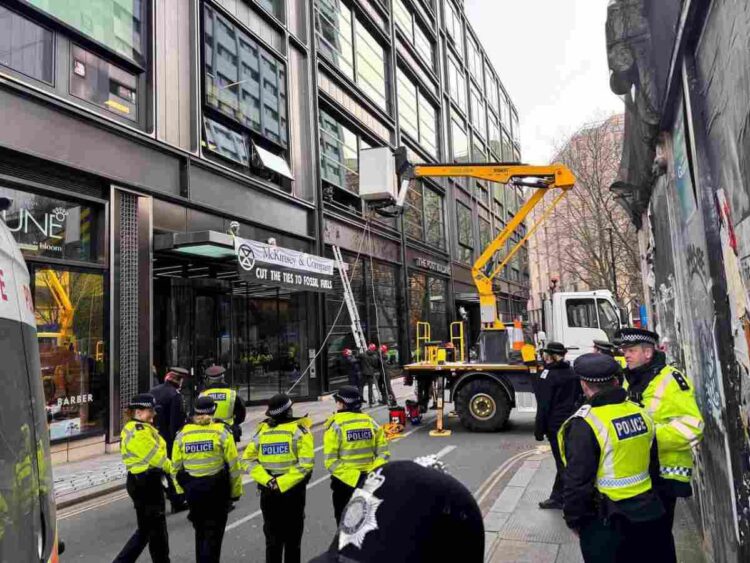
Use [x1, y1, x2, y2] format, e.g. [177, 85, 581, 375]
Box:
[128, 393, 156, 410]
[194, 396, 217, 415]
[574, 353, 620, 383]
[333, 385, 362, 409]
[266, 393, 293, 418]
[311, 461, 484, 562]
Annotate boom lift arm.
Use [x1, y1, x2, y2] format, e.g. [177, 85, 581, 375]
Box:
[391, 148, 576, 331]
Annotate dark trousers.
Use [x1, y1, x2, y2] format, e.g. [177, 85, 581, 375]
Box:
[417, 375, 436, 411]
[331, 477, 358, 525]
[363, 376, 376, 405]
[114, 472, 170, 563]
[183, 472, 231, 563]
[260, 477, 309, 563]
[658, 493, 678, 563]
[548, 431, 565, 503]
[377, 371, 395, 405]
[579, 515, 672, 563]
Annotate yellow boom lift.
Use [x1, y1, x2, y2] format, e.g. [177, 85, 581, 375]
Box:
[360, 147, 576, 434]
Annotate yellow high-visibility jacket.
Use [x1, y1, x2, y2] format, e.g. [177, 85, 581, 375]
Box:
[323, 410, 389, 487]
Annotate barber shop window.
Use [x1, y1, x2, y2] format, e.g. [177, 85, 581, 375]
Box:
[0, 2, 150, 129]
[201, 4, 292, 189]
[566, 299, 597, 329]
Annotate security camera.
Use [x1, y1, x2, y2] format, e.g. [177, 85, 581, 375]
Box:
[229, 221, 240, 236]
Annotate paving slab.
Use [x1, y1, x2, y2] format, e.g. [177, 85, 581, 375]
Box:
[489, 540, 559, 563]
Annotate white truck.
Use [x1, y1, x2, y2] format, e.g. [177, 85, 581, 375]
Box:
[536, 290, 623, 361]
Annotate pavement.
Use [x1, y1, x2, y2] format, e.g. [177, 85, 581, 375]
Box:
[53, 379, 414, 508]
[483, 453, 707, 563]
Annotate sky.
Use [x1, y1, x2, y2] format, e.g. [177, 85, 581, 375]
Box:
[465, 0, 625, 163]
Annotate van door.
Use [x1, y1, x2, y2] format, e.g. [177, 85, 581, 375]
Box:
[562, 297, 609, 358]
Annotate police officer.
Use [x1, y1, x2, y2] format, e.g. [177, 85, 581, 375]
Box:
[324, 386, 390, 524]
[114, 394, 172, 563]
[243, 393, 314, 563]
[172, 396, 243, 563]
[617, 327, 704, 562]
[150, 367, 189, 513]
[533, 341, 581, 509]
[199, 365, 246, 444]
[559, 354, 670, 562]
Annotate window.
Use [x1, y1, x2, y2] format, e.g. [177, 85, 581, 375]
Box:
[456, 201, 473, 263]
[479, 218, 492, 252]
[597, 299, 620, 340]
[447, 55, 466, 112]
[501, 130, 513, 162]
[259, 0, 285, 19]
[409, 272, 449, 344]
[566, 299, 598, 328]
[451, 117, 468, 163]
[24, 0, 146, 64]
[355, 20, 388, 110]
[0, 5, 53, 83]
[443, 0, 462, 56]
[397, 69, 438, 156]
[203, 117, 250, 166]
[466, 36, 482, 81]
[394, 0, 434, 69]
[511, 108, 520, 143]
[424, 186, 445, 248]
[499, 90, 510, 127]
[315, 0, 388, 111]
[488, 112, 501, 158]
[485, 64, 498, 113]
[405, 182, 425, 240]
[472, 140, 486, 163]
[319, 110, 365, 194]
[470, 84, 485, 135]
[204, 5, 288, 146]
[71, 45, 138, 121]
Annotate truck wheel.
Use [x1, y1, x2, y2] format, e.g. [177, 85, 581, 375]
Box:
[456, 379, 511, 432]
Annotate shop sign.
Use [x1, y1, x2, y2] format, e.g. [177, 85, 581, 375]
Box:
[235, 238, 335, 293]
[414, 257, 450, 275]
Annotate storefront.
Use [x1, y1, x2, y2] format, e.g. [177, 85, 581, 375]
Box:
[0, 184, 108, 442]
[406, 250, 451, 358]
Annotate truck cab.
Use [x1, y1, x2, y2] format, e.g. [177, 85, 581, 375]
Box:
[539, 290, 622, 360]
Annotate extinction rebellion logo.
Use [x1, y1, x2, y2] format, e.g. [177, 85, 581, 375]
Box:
[237, 243, 256, 271]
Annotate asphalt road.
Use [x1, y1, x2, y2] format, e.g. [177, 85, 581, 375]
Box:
[58, 405, 540, 562]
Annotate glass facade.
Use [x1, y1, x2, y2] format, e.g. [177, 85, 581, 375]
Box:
[451, 117, 469, 162]
[447, 55, 466, 112]
[0, 5, 53, 83]
[71, 44, 138, 121]
[397, 69, 438, 157]
[394, 0, 434, 69]
[443, 0, 462, 56]
[203, 117, 250, 166]
[405, 182, 445, 248]
[315, 0, 388, 111]
[204, 4, 288, 146]
[470, 84, 485, 137]
[456, 201, 473, 263]
[408, 271, 448, 349]
[319, 110, 362, 194]
[24, 0, 145, 63]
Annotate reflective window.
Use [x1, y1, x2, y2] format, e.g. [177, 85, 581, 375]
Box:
[35, 268, 106, 440]
[315, 0, 355, 79]
[485, 63, 498, 113]
[259, 0, 285, 19]
[25, 0, 145, 64]
[472, 140, 486, 163]
[443, 0, 462, 56]
[405, 182, 445, 249]
[479, 217, 492, 273]
[409, 272, 449, 344]
[414, 23, 434, 68]
[405, 182, 424, 240]
[0, 187, 105, 264]
[451, 117, 469, 163]
[355, 21, 387, 110]
[456, 201, 473, 263]
[0, 5, 53, 83]
[447, 55, 466, 112]
[511, 108, 520, 143]
[501, 130, 513, 162]
[70, 45, 138, 121]
[315, 0, 388, 111]
[470, 84, 485, 136]
[488, 112, 501, 158]
[203, 117, 250, 166]
[597, 299, 620, 340]
[466, 36, 482, 81]
[204, 5, 288, 146]
[566, 298, 598, 329]
[397, 69, 438, 157]
[319, 110, 362, 194]
[499, 89, 510, 127]
[393, 0, 412, 35]
[394, 0, 434, 69]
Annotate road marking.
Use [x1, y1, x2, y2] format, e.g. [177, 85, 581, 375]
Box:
[58, 490, 130, 520]
[474, 445, 548, 508]
[434, 445, 457, 459]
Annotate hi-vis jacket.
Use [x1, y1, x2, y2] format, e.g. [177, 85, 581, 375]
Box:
[243, 417, 314, 492]
[323, 411, 390, 487]
[172, 422, 243, 498]
[120, 419, 173, 475]
[199, 387, 238, 425]
[625, 364, 704, 484]
[559, 400, 655, 501]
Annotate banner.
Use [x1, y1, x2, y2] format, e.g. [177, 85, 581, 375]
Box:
[234, 238, 335, 293]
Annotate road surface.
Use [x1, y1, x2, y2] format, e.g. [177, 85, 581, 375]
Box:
[58, 405, 540, 561]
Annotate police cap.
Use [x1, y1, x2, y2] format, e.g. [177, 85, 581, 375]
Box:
[616, 327, 659, 348]
[194, 396, 217, 415]
[574, 353, 620, 383]
[266, 393, 293, 418]
[592, 340, 618, 355]
[310, 460, 484, 562]
[205, 365, 226, 380]
[128, 393, 156, 410]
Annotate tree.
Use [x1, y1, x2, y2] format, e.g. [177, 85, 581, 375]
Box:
[533, 115, 643, 313]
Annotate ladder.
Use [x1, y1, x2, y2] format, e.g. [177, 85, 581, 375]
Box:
[333, 246, 367, 354]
